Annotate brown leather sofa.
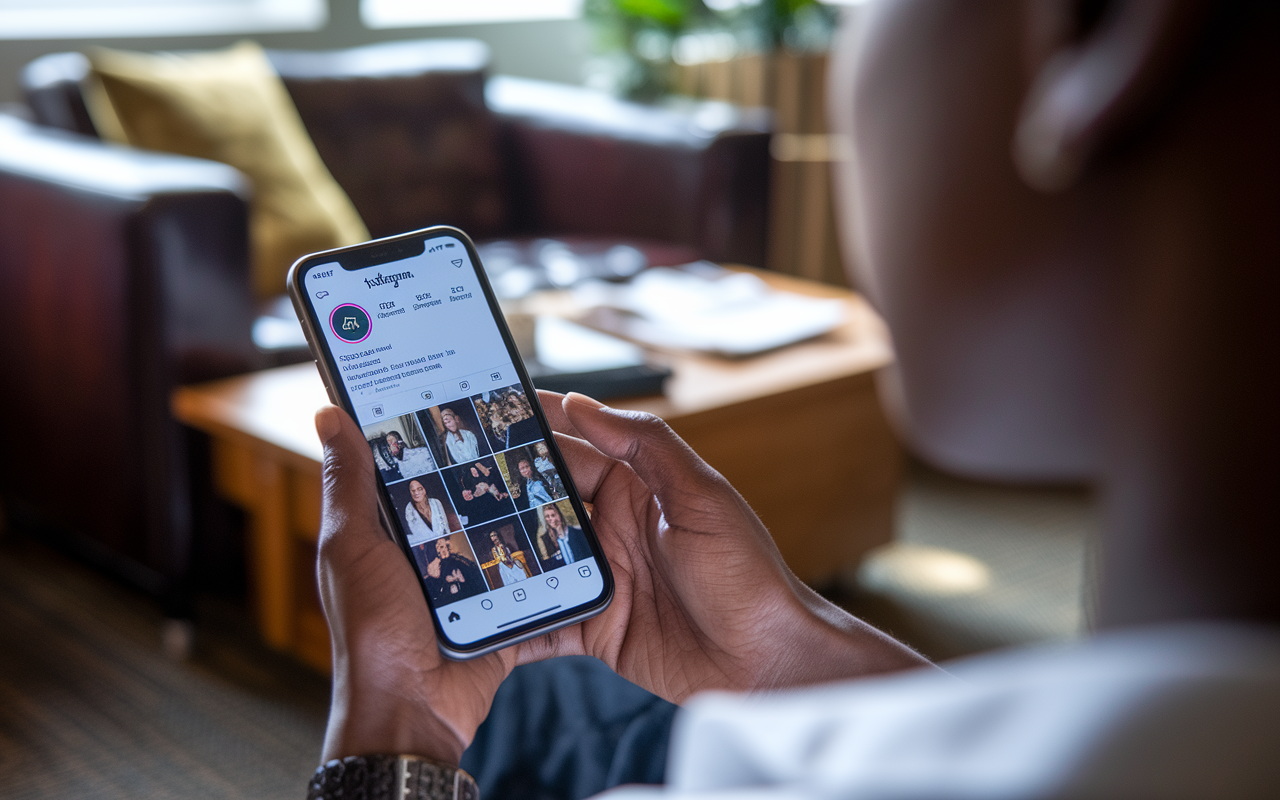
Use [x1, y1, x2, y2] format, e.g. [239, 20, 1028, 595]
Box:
[0, 38, 771, 610]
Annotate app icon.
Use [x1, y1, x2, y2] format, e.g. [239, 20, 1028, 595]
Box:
[578, 565, 592, 578]
[371, 405, 384, 417]
[481, 598, 493, 610]
[421, 391, 433, 401]
[546, 577, 559, 589]
[316, 290, 329, 299]
[329, 303, 371, 344]
[490, 372, 501, 381]
[451, 259, 464, 268]
[513, 588, 526, 601]
[447, 611, 460, 622]
[459, 380, 470, 391]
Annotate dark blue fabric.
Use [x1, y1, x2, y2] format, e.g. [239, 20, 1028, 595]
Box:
[461, 656, 677, 800]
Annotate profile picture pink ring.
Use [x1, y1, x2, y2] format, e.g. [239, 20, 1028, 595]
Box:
[330, 303, 372, 344]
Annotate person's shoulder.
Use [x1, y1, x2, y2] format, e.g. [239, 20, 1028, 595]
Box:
[673, 623, 1280, 798]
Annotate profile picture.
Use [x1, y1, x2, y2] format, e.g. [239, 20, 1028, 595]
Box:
[522, 500, 589, 572]
[471, 384, 541, 452]
[418, 401, 491, 466]
[442, 456, 516, 527]
[411, 531, 487, 607]
[497, 444, 566, 511]
[385, 472, 462, 545]
[465, 519, 541, 590]
[362, 414, 440, 483]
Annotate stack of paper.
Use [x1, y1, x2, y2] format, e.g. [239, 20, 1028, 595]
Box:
[572, 263, 846, 357]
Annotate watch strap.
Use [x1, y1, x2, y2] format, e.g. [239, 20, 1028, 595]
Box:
[307, 754, 479, 800]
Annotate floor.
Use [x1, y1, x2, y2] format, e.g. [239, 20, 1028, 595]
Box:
[0, 542, 330, 799]
[0, 461, 1095, 799]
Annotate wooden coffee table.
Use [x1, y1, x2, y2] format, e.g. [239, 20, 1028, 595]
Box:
[172, 269, 900, 672]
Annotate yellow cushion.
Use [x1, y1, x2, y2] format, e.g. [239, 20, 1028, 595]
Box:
[85, 41, 370, 299]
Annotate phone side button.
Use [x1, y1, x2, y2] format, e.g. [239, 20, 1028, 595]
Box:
[315, 361, 339, 405]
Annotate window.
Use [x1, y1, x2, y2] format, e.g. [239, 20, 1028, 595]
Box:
[361, 0, 582, 29]
[0, 0, 325, 39]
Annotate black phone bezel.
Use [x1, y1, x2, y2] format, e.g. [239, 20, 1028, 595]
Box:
[287, 225, 614, 659]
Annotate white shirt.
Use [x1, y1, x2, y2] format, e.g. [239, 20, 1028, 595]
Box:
[608, 623, 1280, 800]
[404, 497, 449, 545]
[395, 446, 437, 478]
[445, 429, 481, 463]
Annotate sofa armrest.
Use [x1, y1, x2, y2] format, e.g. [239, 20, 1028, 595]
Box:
[21, 51, 100, 137]
[487, 76, 772, 267]
[0, 115, 257, 385]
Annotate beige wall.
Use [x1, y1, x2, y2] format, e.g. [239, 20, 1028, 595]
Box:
[0, 0, 589, 106]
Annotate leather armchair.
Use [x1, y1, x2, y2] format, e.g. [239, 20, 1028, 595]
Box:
[1, 38, 771, 605]
[0, 114, 253, 601]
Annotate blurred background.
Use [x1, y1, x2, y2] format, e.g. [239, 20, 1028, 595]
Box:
[0, 1, 1094, 797]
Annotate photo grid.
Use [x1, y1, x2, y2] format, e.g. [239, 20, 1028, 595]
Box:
[363, 384, 580, 607]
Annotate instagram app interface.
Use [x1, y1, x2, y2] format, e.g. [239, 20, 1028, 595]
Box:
[302, 236, 604, 646]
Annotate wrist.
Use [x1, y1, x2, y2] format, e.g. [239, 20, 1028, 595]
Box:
[751, 580, 931, 689]
[323, 690, 467, 766]
[323, 663, 469, 766]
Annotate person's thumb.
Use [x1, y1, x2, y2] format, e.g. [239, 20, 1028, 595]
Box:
[561, 393, 740, 519]
[315, 405, 383, 551]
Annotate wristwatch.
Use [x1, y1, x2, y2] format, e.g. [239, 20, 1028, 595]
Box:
[307, 754, 479, 800]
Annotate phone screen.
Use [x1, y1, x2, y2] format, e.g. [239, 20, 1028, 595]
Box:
[294, 230, 609, 654]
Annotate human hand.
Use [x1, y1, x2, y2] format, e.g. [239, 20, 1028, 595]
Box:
[426, 557, 441, 579]
[313, 406, 516, 766]
[461, 489, 474, 501]
[520, 392, 931, 703]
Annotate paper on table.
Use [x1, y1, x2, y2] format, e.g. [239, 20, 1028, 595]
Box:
[572, 264, 846, 357]
[533, 315, 645, 372]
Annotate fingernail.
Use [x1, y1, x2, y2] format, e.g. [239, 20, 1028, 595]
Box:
[315, 406, 341, 444]
[565, 392, 607, 410]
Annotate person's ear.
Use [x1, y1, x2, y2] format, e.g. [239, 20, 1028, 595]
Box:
[1014, 0, 1212, 191]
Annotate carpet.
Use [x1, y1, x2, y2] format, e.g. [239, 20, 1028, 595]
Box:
[0, 540, 329, 799]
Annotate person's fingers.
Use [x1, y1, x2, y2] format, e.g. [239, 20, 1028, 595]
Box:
[315, 405, 384, 551]
[552, 431, 624, 503]
[562, 393, 727, 504]
[537, 390, 582, 438]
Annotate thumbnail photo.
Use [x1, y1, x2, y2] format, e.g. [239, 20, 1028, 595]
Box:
[522, 499, 589, 572]
[418, 401, 491, 466]
[472, 384, 542, 451]
[465, 518, 542, 590]
[362, 414, 440, 483]
[385, 472, 462, 544]
[497, 444, 567, 511]
[411, 531, 487, 606]
[442, 456, 516, 527]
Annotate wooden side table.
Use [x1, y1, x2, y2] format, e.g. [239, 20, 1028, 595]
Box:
[172, 270, 900, 673]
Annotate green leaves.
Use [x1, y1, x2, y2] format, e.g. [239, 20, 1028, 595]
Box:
[613, 0, 691, 29]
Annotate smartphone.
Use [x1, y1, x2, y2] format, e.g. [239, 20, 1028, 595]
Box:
[287, 226, 613, 660]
